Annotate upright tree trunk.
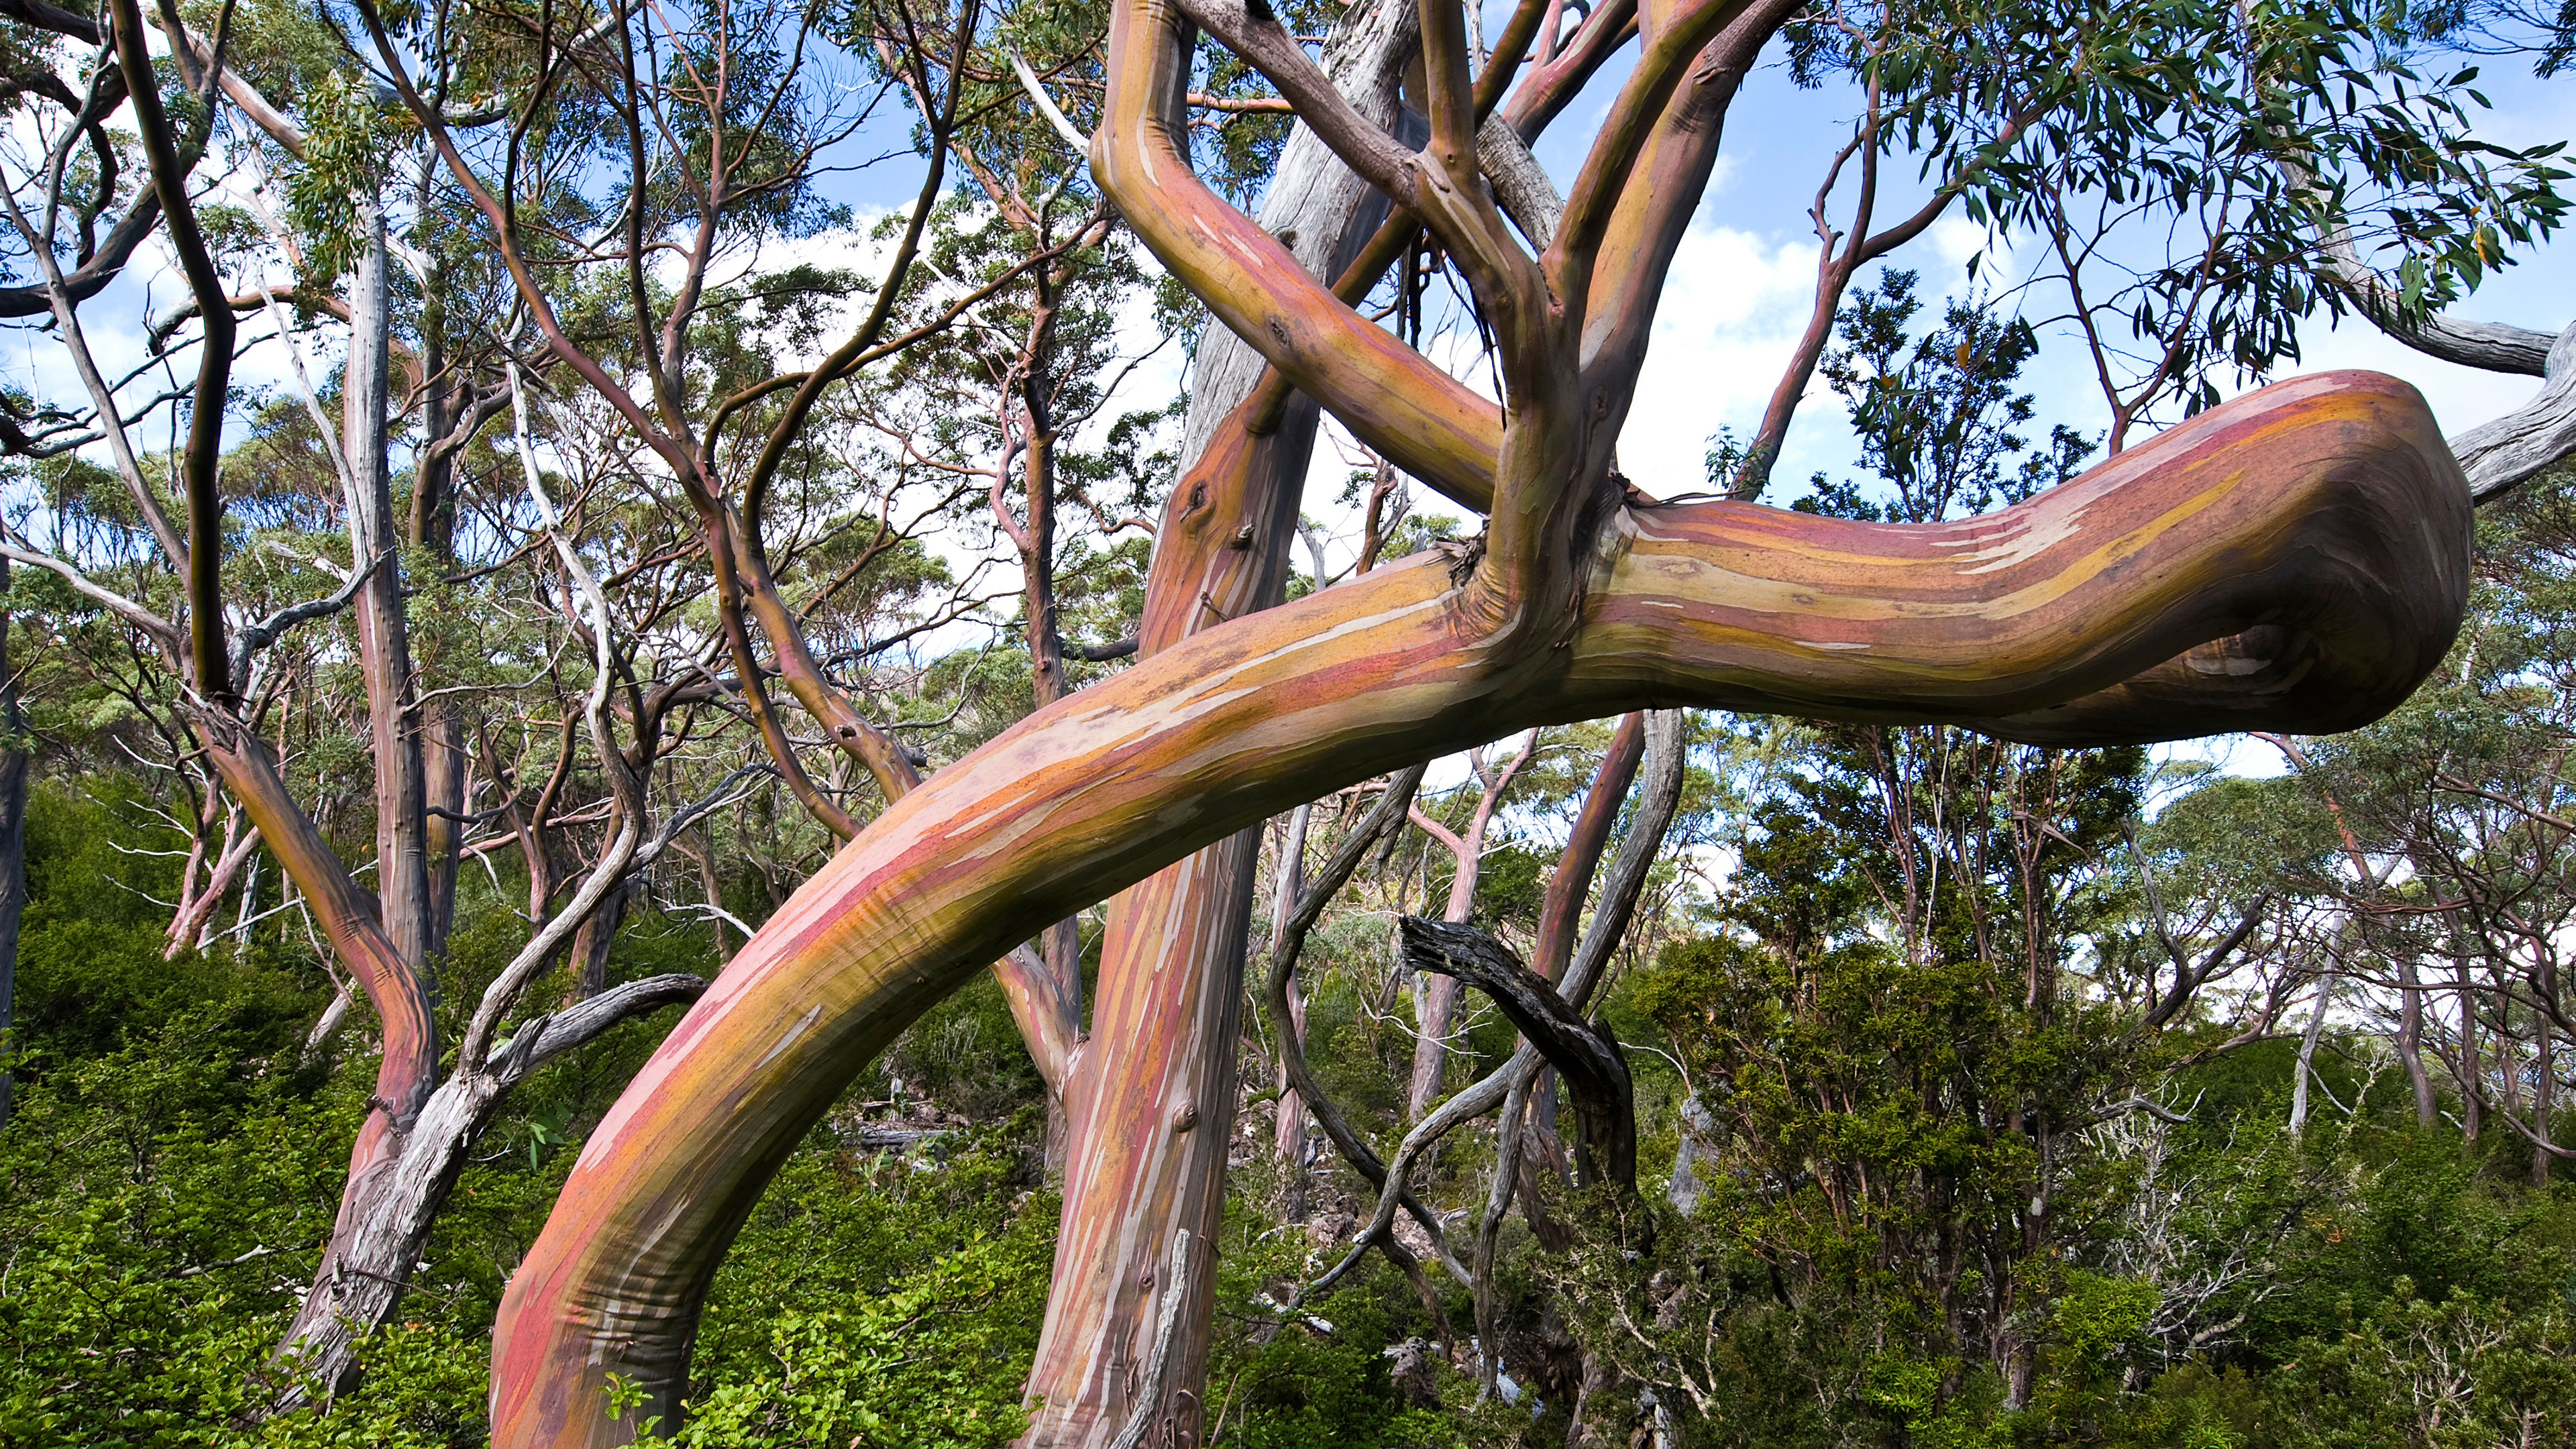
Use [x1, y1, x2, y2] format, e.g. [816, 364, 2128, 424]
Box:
[2454, 918, 2481, 1142]
[2396, 954, 2437, 1128]
[2291, 974, 2331, 1137]
[1010, 274, 1087, 1128]
[0, 557, 24, 1133]
[2532, 1016, 2555, 1187]
[1017, 9, 1416, 1438]
[344, 206, 433, 973]
[1408, 839, 1482, 1118]
[412, 241, 469, 962]
[1270, 803, 1311, 1222]
[1405, 734, 1534, 1120]
[573, 873, 633, 1001]
[1016, 398, 1321, 1448]
[201, 721, 443, 1400]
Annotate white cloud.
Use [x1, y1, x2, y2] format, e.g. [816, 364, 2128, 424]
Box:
[1621, 220, 1830, 493]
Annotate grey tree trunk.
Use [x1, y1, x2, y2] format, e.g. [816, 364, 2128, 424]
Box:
[1270, 803, 1311, 1220]
[2396, 955, 2437, 1128]
[2290, 975, 2332, 1137]
[2458, 321, 2576, 504]
[414, 243, 466, 963]
[343, 205, 433, 973]
[572, 873, 633, 1000]
[2532, 1018, 2555, 1187]
[272, 975, 704, 1405]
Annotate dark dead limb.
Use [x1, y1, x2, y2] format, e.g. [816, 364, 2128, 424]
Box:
[1398, 917, 1635, 1193]
[109, 0, 231, 701]
[1301, 712, 1687, 1311]
[2124, 823, 2275, 1036]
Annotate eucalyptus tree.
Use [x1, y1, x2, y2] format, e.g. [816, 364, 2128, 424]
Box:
[475, 0, 2484, 1432]
[835, 6, 1140, 1125]
[0, 0, 793, 1401]
[1711, 0, 2559, 498]
[2284, 1, 2576, 500]
[2289, 488, 2576, 1180]
[1397, 727, 1538, 1118]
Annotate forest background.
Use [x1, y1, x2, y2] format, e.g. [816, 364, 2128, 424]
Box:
[1, 0, 2573, 1444]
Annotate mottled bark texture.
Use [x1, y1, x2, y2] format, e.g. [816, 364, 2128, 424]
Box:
[491, 367, 2471, 1446]
[1016, 3, 1422, 1442]
[483, 0, 2475, 1434]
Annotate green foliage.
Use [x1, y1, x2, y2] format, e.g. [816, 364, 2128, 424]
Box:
[1202, 1210, 1469, 1449]
[675, 1126, 1056, 1448]
[281, 70, 388, 288]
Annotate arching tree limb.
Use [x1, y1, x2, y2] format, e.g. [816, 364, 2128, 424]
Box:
[486, 372, 2469, 1447]
[2457, 321, 2576, 505]
[1258, 763, 1466, 1273]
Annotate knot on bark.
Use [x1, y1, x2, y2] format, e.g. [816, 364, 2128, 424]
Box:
[1432, 535, 1485, 588]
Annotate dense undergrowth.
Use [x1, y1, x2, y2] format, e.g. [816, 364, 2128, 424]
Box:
[3, 770, 2571, 1449]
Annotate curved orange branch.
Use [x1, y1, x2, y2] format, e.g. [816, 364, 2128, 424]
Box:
[490, 370, 2465, 1446]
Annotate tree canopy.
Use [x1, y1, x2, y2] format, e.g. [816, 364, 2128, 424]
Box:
[0, 0, 2569, 1444]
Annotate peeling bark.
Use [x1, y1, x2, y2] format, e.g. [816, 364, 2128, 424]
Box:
[490, 370, 2471, 1447]
[1016, 3, 1424, 1441]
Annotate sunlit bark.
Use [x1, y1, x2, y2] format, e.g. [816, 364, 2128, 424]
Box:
[492, 364, 2469, 1444]
[1015, 3, 1423, 1437]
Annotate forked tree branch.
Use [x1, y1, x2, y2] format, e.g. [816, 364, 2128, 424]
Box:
[1258, 764, 1464, 1273]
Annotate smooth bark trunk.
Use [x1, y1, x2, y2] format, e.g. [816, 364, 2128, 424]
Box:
[2397, 954, 2436, 1128]
[2534, 1018, 2555, 1187]
[1016, 5, 1418, 1440]
[489, 372, 2470, 1448]
[415, 252, 467, 962]
[1014, 302, 1087, 1062]
[1270, 804, 1311, 1221]
[164, 810, 259, 958]
[574, 873, 634, 1001]
[198, 716, 441, 1403]
[2455, 917, 2481, 1142]
[2291, 975, 2331, 1137]
[1016, 378, 1319, 1449]
[344, 207, 433, 974]
[1405, 737, 1529, 1120]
